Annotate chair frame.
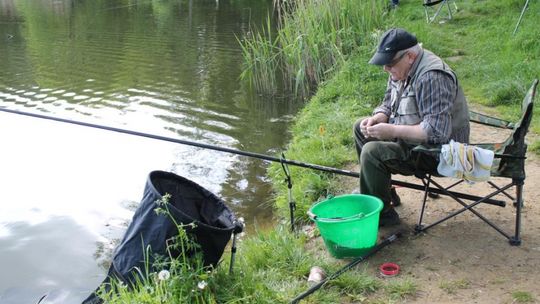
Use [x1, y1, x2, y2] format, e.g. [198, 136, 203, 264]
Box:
[423, 0, 457, 23]
[391, 79, 538, 246]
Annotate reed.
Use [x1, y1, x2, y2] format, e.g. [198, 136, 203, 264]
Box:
[238, 16, 281, 96]
[240, 0, 385, 98]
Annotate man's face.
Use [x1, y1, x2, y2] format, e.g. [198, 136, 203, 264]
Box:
[383, 51, 412, 81]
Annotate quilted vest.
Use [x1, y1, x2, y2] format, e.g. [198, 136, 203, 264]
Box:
[390, 49, 469, 144]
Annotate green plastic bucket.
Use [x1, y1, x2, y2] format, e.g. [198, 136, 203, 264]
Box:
[308, 194, 383, 259]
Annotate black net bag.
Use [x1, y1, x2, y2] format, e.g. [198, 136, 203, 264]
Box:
[83, 170, 240, 304]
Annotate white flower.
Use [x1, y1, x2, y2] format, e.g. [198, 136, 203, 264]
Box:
[158, 270, 170, 281]
[197, 280, 208, 290]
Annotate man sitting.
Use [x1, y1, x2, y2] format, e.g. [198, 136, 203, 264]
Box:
[353, 28, 470, 226]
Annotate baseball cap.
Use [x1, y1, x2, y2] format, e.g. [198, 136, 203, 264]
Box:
[369, 28, 418, 65]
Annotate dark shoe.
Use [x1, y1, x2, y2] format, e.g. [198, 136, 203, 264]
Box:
[390, 187, 401, 207]
[379, 208, 400, 227]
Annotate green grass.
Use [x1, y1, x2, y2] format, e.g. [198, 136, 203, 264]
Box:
[385, 279, 418, 300]
[262, 0, 539, 301]
[239, 0, 386, 98]
[391, 1, 539, 115]
[439, 278, 471, 294]
[107, 0, 540, 302]
[101, 219, 404, 303]
[268, 0, 540, 221]
[214, 226, 383, 303]
[512, 291, 536, 303]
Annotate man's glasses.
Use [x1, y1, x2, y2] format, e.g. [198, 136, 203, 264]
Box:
[385, 51, 408, 68]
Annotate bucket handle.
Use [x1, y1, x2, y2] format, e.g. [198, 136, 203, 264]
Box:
[308, 211, 365, 222]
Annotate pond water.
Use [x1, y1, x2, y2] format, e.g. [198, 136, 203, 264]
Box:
[0, 0, 301, 303]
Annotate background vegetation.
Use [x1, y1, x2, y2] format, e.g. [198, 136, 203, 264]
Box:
[268, 0, 540, 222]
[239, 0, 386, 97]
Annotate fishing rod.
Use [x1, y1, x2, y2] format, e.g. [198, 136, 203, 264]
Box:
[513, 0, 530, 35]
[2, 107, 494, 208]
[0, 107, 360, 178]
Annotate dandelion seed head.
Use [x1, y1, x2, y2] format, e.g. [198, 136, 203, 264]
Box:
[197, 280, 208, 290]
[158, 270, 171, 281]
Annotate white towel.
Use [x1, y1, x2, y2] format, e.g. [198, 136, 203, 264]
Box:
[437, 140, 495, 183]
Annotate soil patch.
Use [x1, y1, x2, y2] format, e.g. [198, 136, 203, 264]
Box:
[322, 122, 540, 303]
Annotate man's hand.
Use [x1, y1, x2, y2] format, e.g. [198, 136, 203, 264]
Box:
[366, 123, 395, 140]
[359, 117, 377, 137]
[360, 113, 389, 137]
[367, 123, 428, 142]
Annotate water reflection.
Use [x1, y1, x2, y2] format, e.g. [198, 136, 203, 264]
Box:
[0, 0, 300, 302]
[0, 216, 107, 304]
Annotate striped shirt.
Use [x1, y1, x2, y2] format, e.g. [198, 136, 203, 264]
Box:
[374, 70, 469, 145]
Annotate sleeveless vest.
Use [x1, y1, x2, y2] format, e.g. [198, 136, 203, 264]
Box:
[390, 49, 469, 144]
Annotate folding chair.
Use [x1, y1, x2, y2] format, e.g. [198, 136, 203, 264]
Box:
[423, 0, 458, 23]
[392, 79, 538, 245]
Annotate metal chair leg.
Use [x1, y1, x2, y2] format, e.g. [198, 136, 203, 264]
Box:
[415, 176, 432, 233]
[510, 179, 524, 246]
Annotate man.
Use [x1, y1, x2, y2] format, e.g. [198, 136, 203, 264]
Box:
[353, 28, 470, 226]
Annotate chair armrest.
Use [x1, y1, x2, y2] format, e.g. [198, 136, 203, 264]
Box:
[412, 144, 441, 156]
[423, 0, 444, 6]
[469, 111, 515, 129]
[411, 145, 441, 178]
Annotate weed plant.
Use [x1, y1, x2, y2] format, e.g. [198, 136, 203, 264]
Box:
[98, 212, 384, 303]
[439, 278, 470, 295]
[96, 194, 217, 303]
[512, 291, 536, 303]
[384, 279, 418, 300]
[239, 0, 386, 98]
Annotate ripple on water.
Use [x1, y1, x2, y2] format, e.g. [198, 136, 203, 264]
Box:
[87, 97, 102, 103]
[73, 95, 89, 101]
[204, 119, 234, 131]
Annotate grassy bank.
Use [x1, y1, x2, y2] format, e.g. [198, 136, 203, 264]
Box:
[99, 224, 415, 303]
[102, 1, 539, 303]
[270, 0, 540, 221]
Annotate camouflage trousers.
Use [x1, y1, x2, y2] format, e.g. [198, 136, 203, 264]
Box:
[353, 118, 438, 213]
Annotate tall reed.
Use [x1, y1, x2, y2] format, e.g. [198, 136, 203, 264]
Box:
[240, 0, 386, 98]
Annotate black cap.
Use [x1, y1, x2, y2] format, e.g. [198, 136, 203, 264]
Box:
[369, 28, 418, 65]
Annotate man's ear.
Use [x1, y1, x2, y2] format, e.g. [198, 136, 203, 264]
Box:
[407, 51, 417, 64]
